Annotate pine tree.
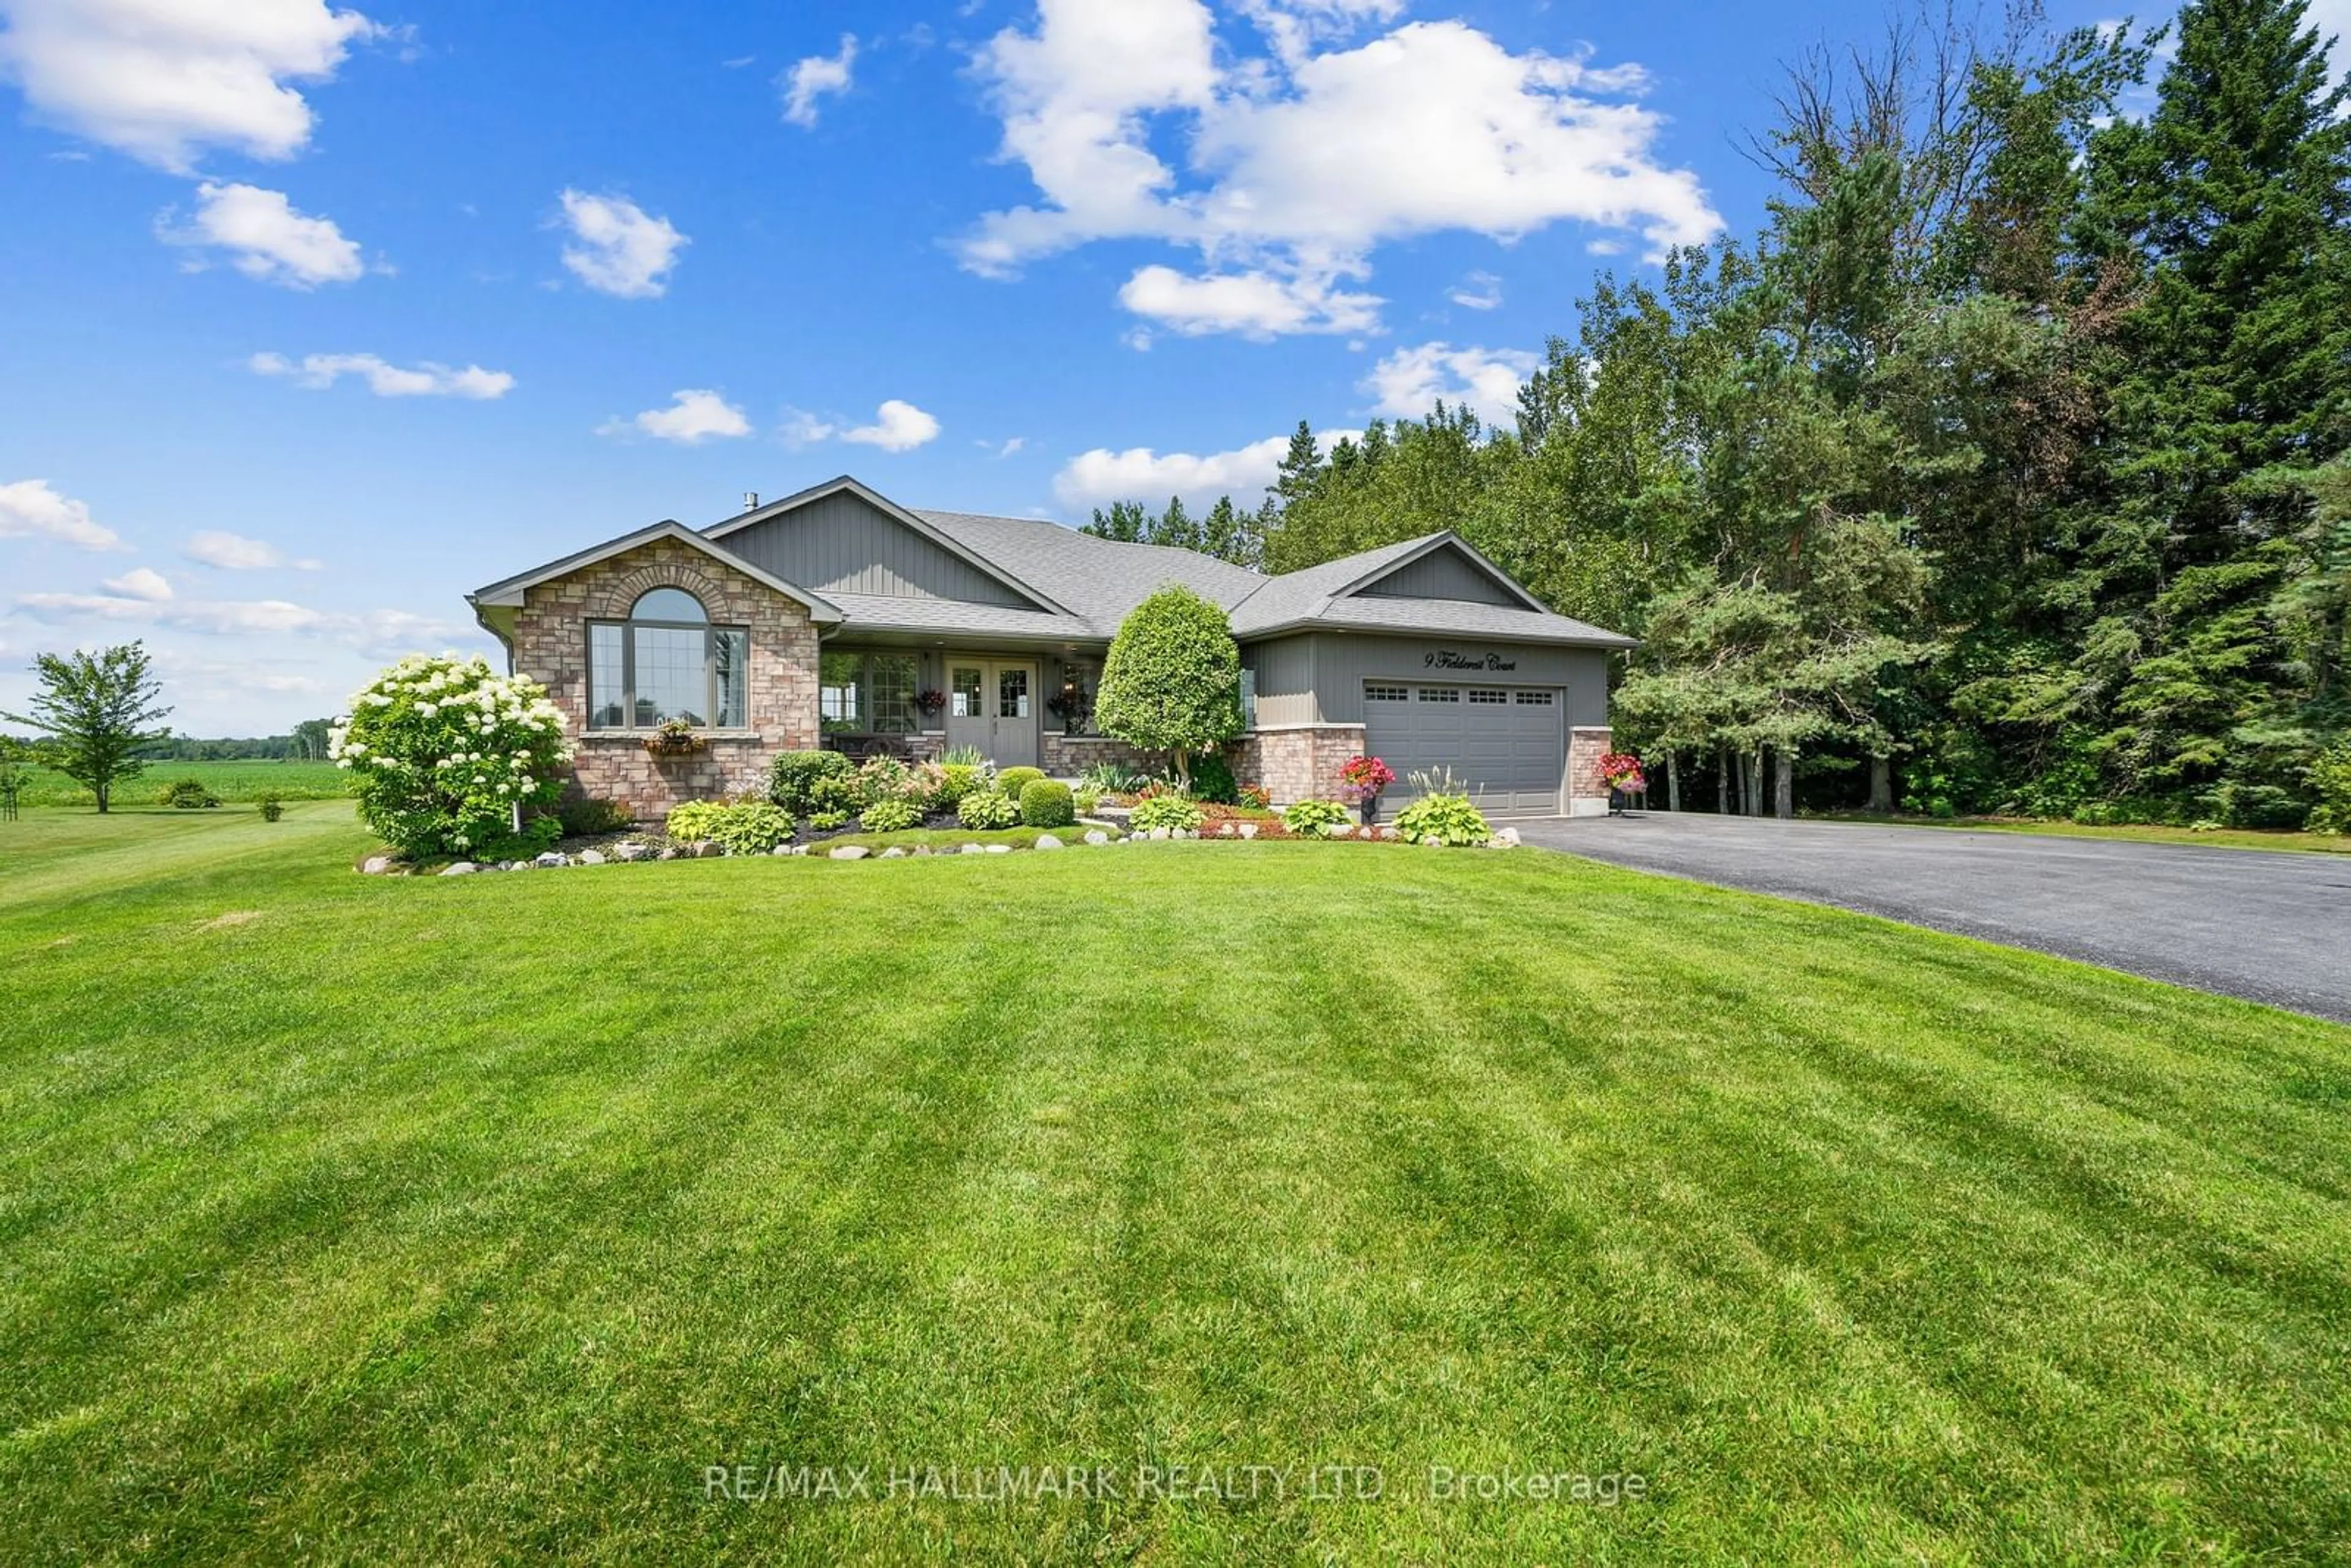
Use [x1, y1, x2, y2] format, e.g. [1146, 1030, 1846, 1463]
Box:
[2078, 0, 2351, 798]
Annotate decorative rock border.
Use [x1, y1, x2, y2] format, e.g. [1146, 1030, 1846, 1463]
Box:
[358, 820, 1522, 874]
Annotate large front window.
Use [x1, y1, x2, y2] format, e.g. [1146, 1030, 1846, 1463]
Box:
[820, 650, 919, 734]
[587, 588, 748, 730]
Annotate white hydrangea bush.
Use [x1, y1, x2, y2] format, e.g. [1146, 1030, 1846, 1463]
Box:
[331, 654, 574, 859]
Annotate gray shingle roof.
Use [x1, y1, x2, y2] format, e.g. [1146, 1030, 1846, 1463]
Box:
[912, 510, 1265, 637]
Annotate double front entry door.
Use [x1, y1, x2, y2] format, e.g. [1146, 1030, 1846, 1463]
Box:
[943, 659, 1038, 769]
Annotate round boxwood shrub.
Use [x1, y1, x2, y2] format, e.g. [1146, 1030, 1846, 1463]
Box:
[1019, 778, 1074, 828]
[860, 797, 921, 834]
[956, 789, 1022, 829]
[332, 654, 571, 860]
[996, 765, 1046, 798]
[769, 749, 855, 814]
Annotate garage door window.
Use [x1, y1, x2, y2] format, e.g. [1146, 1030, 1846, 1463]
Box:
[1417, 687, 1461, 703]
[1514, 690, 1554, 706]
[1367, 683, 1409, 702]
[1469, 689, 1508, 705]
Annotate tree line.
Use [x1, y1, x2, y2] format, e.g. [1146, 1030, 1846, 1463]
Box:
[1110, 0, 2351, 827]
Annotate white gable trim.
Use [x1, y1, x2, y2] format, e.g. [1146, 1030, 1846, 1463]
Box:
[468, 520, 843, 621]
[1336, 533, 1550, 613]
[705, 474, 1073, 618]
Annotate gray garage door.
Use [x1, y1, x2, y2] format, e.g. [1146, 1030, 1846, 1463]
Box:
[1363, 680, 1564, 817]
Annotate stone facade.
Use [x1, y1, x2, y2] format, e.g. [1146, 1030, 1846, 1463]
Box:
[1232, 724, 1370, 806]
[1042, 733, 1158, 778]
[1567, 725, 1615, 817]
[510, 538, 820, 820]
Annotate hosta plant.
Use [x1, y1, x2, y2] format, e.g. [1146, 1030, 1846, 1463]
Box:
[332, 654, 571, 860]
[666, 798, 794, 855]
[1128, 794, 1205, 833]
[1393, 786, 1491, 847]
[956, 789, 1022, 829]
[859, 797, 921, 834]
[1281, 798, 1351, 835]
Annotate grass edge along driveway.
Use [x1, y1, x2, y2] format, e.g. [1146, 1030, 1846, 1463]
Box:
[1, 805, 2346, 1563]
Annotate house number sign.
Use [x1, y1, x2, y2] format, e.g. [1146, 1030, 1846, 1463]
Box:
[1425, 650, 1518, 672]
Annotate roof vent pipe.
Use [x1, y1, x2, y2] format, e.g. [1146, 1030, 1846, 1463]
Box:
[743, 492, 759, 512]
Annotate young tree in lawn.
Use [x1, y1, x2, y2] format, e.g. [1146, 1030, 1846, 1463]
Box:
[1093, 586, 1242, 788]
[1, 642, 172, 814]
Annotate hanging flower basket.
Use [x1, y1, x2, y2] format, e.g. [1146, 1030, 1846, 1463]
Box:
[643, 720, 707, 758]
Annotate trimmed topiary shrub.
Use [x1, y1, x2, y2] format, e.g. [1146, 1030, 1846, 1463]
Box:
[996, 765, 1046, 798]
[1095, 586, 1242, 787]
[1129, 794, 1205, 833]
[332, 654, 571, 860]
[770, 749, 855, 814]
[1282, 798, 1350, 835]
[859, 797, 921, 833]
[1019, 778, 1074, 827]
[957, 789, 1022, 829]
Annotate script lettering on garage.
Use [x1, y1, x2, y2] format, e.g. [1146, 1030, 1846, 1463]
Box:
[1425, 650, 1518, 672]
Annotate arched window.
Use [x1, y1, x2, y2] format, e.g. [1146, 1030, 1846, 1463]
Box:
[587, 587, 749, 730]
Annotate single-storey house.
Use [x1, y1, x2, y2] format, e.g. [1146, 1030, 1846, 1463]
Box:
[467, 475, 1635, 820]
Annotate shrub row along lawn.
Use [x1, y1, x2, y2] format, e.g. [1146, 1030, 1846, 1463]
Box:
[1, 805, 2346, 1562]
[9, 758, 351, 808]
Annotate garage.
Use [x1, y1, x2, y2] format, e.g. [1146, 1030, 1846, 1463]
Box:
[1363, 680, 1565, 817]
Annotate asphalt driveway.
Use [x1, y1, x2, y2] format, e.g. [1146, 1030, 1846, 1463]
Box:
[1518, 814, 2351, 1023]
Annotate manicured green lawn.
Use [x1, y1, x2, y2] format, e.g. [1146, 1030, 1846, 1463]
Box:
[2, 805, 2347, 1562]
[9, 757, 350, 808]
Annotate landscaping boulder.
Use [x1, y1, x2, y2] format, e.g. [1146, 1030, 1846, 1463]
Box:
[1237, 823, 1258, 839]
[961, 844, 985, 855]
[440, 861, 476, 876]
[1082, 830, 1109, 846]
[576, 849, 606, 865]
[361, 856, 395, 876]
[1496, 826, 1521, 846]
[986, 843, 1012, 854]
[911, 845, 934, 856]
[1035, 834, 1063, 849]
[657, 846, 682, 861]
[613, 841, 651, 862]
[691, 841, 722, 859]
[1149, 827, 1172, 841]
[881, 846, 907, 858]
[534, 851, 569, 868]
[830, 846, 871, 861]
[771, 844, 793, 856]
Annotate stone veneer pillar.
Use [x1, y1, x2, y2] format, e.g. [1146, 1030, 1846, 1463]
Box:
[507, 538, 820, 821]
[1566, 726, 1614, 817]
[1231, 724, 1369, 806]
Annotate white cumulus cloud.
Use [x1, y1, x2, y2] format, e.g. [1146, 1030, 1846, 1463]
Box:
[599, 389, 751, 445]
[102, 566, 173, 601]
[158, 181, 364, 288]
[557, 189, 686, 299]
[780, 34, 857, 127]
[784, 399, 942, 453]
[1363, 341, 1539, 426]
[0, 479, 126, 551]
[249, 351, 514, 399]
[184, 530, 321, 571]
[1054, 428, 1359, 512]
[0, 0, 381, 171]
[963, 6, 1717, 336]
[1119, 263, 1381, 339]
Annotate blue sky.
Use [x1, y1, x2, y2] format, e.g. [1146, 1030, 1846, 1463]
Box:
[0, 0, 2263, 733]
